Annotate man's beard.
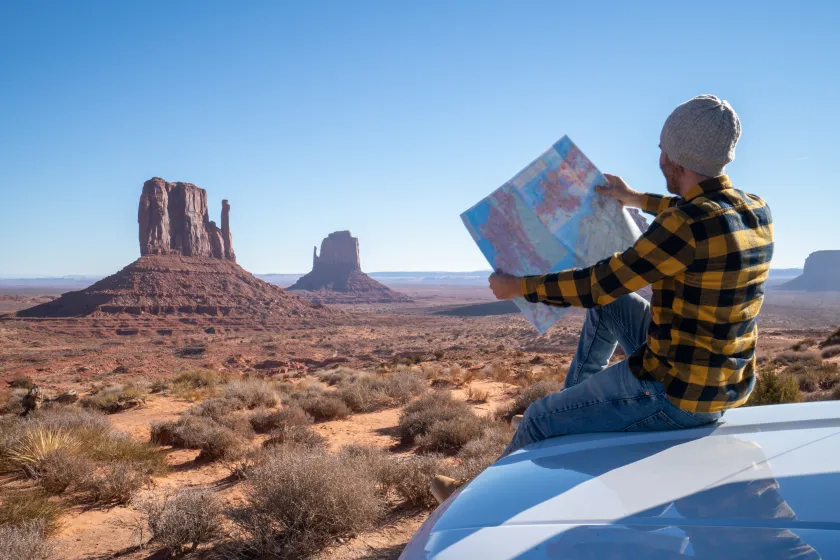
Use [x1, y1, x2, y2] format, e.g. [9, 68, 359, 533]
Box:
[662, 164, 681, 195]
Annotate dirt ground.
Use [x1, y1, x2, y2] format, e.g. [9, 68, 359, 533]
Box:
[1, 284, 838, 559]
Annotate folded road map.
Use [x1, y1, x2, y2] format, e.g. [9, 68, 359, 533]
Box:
[461, 136, 642, 333]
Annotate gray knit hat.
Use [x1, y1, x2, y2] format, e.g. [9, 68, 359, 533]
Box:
[660, 94, 741, 177]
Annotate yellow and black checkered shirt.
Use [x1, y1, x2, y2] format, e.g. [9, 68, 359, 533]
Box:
[521, 176, 774, 413]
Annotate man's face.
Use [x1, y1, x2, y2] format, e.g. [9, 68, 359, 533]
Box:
[659, 148, 681, 195]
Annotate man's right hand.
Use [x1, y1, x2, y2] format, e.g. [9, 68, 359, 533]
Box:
[595, 174, 643, 208]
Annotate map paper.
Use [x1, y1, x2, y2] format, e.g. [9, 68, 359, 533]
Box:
[461, 136, 642, 334]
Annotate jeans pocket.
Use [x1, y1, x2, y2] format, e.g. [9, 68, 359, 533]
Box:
[622, 410, 683, 432]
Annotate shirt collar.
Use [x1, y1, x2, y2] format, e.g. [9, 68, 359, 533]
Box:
[684, 175, 732, 202]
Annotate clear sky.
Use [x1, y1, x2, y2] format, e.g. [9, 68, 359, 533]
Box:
[1, 0, 837, 277]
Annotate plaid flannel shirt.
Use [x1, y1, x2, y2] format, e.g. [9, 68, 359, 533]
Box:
[521, 176, 774, 412]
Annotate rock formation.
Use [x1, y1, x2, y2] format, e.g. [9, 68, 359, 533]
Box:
[288, 231, 411, 303]
[138, 178, 235, 261]
[627, 208, 650, 233]
[781, 251, 840, 292]
[18, 178, 324, 318]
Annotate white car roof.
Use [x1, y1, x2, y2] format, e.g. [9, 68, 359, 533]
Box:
[402, 401, 840, 559]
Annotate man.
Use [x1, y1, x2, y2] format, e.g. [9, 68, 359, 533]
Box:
[431, 94, 774, 504]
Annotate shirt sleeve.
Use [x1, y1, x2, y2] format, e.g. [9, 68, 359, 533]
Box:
[521, 207, 695, 308]
[640, 193, 680, 216]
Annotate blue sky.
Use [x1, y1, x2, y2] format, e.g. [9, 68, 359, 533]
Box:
[1, 0, 837, 276]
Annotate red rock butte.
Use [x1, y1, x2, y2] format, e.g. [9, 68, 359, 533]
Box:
[17, 179, 324, 318]
[288, 231, 411, 303]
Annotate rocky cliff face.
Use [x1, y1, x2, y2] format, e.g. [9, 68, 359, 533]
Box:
[138, 178, 235, 261]
[289, 231, 411, 303]
[781, 251, 840, 292]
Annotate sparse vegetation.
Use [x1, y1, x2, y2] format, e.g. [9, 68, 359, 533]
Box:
[0, 491, 64, 537]
[80, 383, 146, 413]
[223, 379, 279, 409]
[466, 386, 489, 403]
[774, 350, 821, 366]
[263, 425, 327, 450]
[747, 369, 803, 406]
[82, 461, 150, 505]
[171, 369, 226, 399]
[7, 375, 34, 390]
[239, 445, 382, 558]
[398, 391, 483, 454]
[495, 379, 564, 421]
[250, 404, 313, 434]
[137, 490, 222, 556]
[823, 347, 840, 359]
[337, 369, 427, 413]
[0, 521, 53, 560]
[151, 415, 246, 461]
[290, 388, 351, 421]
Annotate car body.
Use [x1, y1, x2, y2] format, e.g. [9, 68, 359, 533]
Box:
[401, 401, 840, 559]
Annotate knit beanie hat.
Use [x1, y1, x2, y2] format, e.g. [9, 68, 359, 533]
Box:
[660, 94, 741, 177]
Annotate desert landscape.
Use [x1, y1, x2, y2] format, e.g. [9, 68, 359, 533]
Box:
[1, 178, 839, 560]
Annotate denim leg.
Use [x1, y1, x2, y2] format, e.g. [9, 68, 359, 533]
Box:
[566, 293, 651, 389]
[501, 360, 720, 457]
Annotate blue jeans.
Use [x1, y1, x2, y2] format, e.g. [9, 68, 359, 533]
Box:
[502, 293, 721, 457]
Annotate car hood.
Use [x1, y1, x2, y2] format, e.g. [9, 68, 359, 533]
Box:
[402, 401, 840, 559]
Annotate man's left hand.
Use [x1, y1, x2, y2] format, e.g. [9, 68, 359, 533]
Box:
[489, 272, 522, 300]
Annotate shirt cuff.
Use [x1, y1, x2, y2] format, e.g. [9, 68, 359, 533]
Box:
[521, 276, 542, 303]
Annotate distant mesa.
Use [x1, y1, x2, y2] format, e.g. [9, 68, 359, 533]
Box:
[288, 231, 412, 304]
[17, 178, 324, 318]
[780, 251, 840, 292]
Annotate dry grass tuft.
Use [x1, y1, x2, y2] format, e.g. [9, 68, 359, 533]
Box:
[495, 380, 563, 421]
[0, 492, 64, 536]
[239, 446, 382, 558]
[747, 368, 803, 406]
[0, 521, 53, 560]
[465, 386, 490, 403]
[398, 391, 482, 454]
[136, 490, 222, 556]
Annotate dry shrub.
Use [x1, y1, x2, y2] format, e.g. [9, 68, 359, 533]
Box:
[250, 404, 312, 434]
[8, 376, 34, 390]
[263, 425, 326, 450]
[151, 416, 245, 461]
[397, 391, 475, 447]
[452, 421, 512, 482]
[791, 338, 817, 352]
[82, 461, 150, 505]
[316, 367, 363, 387]
[822, 328, 840, 349]
[747, 369, 803, 406]
[823, 347, 840, 359]
[33, 449, 95, 495]
[0, 522, 53, 560]
[338, 370, 427, 413]
[172, 369, 225, 399]
[136, 490, 222, 556]
[0, 492, 63, 536]
[487, 362, 514, 383]
[80, 429, 167, 476]
[381, 455, 446, 509]
[0, 387, 23, 415]
[223, 379, 278, 409]
[495, 380, 564, 421]
[416, 416, 484, 454]
[150, 378, 170, 393]
[291, 390, 351, 421]
[241, 446, 382, 558]
[80, 384, 146, 413]
[774, 350, 821, 366]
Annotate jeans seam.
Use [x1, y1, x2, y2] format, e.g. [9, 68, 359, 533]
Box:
[601, 304, 643, 354]
[572, 310, 604, 386]
[529, 392, 666, 421]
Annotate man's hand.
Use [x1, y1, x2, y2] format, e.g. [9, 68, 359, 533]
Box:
[489, 272, 522, 300]
[595, 174, 643, 208]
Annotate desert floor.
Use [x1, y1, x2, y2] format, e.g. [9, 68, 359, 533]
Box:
[1, 284, 838, 559]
